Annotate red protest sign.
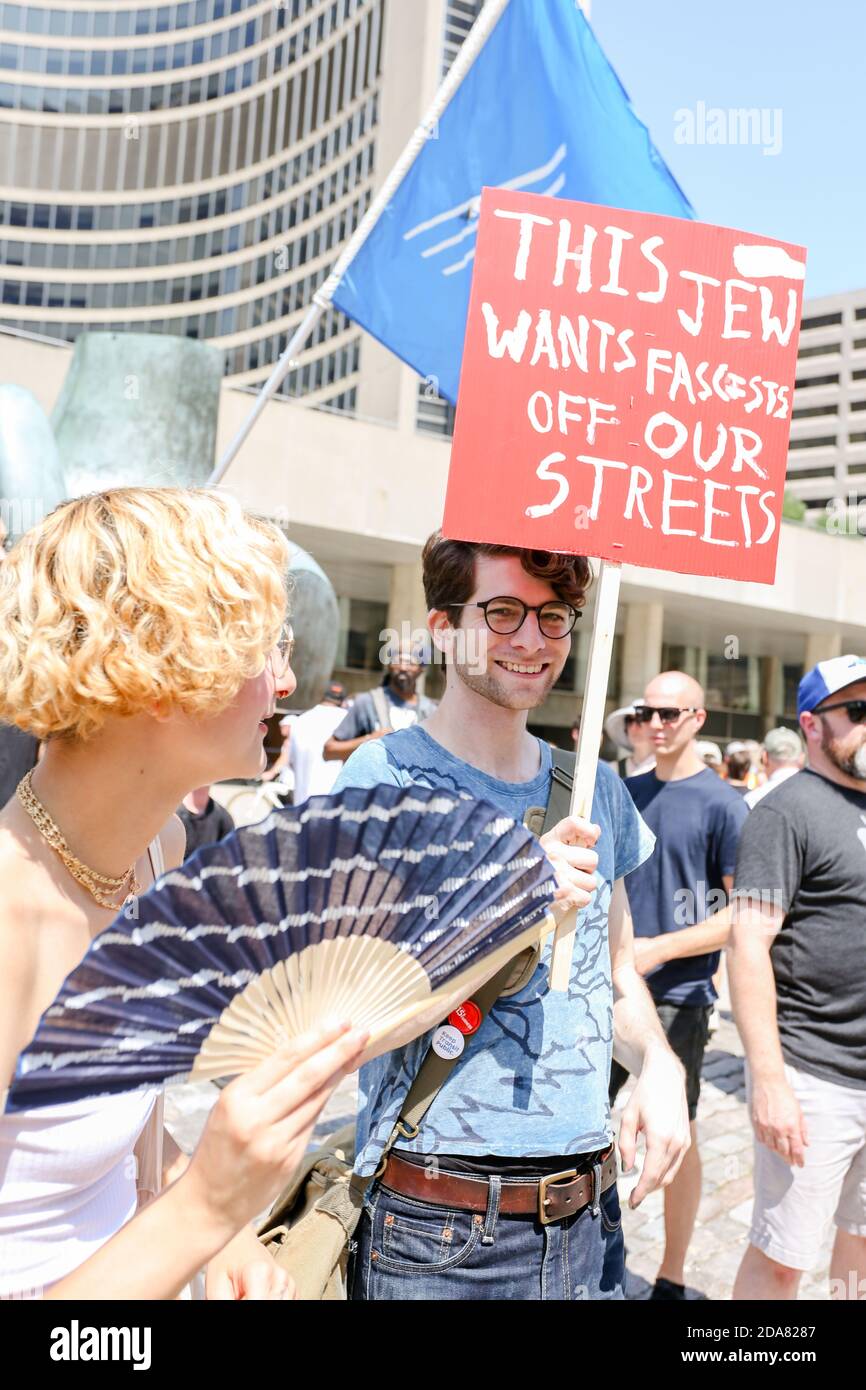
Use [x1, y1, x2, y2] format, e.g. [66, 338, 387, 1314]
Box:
[443, 188, 806, 584]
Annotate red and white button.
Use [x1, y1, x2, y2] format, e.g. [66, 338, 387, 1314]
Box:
[448, 1000, 482, 1036]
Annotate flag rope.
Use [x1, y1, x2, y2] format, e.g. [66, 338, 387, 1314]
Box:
[208, 0, 513, 484]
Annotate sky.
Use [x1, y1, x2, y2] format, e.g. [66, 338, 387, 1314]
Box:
[592, 0, 866, 300]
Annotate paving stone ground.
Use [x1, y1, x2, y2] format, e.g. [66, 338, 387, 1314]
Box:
[165, 986, 833, 1302]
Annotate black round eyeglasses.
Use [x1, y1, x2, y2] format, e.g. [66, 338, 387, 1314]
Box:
[448, 596, 580, 640]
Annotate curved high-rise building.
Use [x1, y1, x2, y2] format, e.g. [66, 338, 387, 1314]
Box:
[0, 0, 385, 409]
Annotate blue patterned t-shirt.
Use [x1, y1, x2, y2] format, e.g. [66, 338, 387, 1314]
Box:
[333, 725, 655, 1176]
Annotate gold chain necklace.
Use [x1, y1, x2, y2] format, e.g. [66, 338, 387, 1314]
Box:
[17, 770, 140, 911]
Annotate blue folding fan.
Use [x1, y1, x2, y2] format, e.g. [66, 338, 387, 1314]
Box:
[6, 784, 557, 1110]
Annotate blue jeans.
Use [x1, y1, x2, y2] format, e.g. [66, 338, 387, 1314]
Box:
[351, 1172, 625, 1301]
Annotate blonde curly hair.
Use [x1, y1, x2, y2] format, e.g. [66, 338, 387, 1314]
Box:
[0, 487, 291, 741]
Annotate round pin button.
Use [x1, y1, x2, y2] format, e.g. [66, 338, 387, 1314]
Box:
[431, 1025, 465, 1060]
[448, 1000, 482, 1035]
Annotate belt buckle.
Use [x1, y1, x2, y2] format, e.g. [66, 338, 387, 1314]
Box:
[538, 1168, 579, 1226]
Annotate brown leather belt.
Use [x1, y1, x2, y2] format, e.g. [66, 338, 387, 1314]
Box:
[380, 1146, 618, 1226]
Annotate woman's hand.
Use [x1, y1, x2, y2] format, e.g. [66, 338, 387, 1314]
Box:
[209, 1261, 297, 1300]
[206, 1221, 299, 1300]
[48, 1022, 368, 1302]
[540, 815, 600, 916]
[181, 1022, 369, 1245]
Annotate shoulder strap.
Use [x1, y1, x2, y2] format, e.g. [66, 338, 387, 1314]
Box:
[393, 958, 516, 1139]
[546, 747, 576, 832]
[147, 833, 165, 880]
[369, 686, 392, 731]
[373, 955, 517, 1176]
[525, 747, 576, 839]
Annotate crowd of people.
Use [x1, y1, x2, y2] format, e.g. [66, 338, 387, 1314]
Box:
[0, 486, 863, 1302]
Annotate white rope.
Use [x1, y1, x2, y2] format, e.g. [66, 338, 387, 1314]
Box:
[208, 0, 513, 485]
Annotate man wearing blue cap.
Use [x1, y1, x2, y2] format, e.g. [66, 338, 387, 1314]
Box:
[729, 654, 866, 1300]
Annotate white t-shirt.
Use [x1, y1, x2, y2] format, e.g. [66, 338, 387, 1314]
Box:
[744, 763, 800, 808]
[288, 704, 347, 803]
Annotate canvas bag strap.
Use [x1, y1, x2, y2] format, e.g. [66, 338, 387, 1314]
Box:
[371, 956, 518, 1179]
[394, 958, 517, 1138]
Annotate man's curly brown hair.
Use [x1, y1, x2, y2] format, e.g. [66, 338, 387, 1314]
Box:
[421, 533, 591, 623]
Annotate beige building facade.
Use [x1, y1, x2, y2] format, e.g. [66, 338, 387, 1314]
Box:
[786, 288, 866, 519]
[4, 323, 865, 748]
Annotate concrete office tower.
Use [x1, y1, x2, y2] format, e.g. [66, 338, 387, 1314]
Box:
[0, 0, 385, 411]
[787, 290, 866, 518]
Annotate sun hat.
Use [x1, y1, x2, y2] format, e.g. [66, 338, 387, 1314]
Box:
[604, 704, 636, 752]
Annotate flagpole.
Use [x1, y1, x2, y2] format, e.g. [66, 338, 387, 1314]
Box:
[208, 0, 513, 486]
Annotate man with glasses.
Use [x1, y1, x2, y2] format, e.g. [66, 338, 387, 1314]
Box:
[609, 670, 749, 1300]
[333, 533, 690, 1301]
[729, 655, 866, 1301]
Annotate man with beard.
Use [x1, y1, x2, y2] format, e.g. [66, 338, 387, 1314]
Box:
[323, 647, 436, 761]
[332, 534, 690, 1301]
[730, 654, 866, 1301]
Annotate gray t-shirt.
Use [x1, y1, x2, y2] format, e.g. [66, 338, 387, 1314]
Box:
[332, 687, 437, 740]
[0, 723, 38, 810]
[732, 768, 866, 1089]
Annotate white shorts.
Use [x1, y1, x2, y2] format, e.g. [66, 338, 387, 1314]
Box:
[748, 1062, 866, 1271]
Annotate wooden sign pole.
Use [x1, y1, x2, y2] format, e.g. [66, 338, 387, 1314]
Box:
[548, 558, 622, 990]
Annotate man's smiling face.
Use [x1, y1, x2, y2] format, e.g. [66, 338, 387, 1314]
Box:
[450, 554, 571, 710]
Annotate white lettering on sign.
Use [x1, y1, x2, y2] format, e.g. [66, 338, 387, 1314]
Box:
[449, 192, 805, 579]
[493, 208, 554, 280]
[526, 452, 569, 517]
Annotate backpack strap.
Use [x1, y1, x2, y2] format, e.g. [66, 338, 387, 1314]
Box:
[369, 686, 392, 731]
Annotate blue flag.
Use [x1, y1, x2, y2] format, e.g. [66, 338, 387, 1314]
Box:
[331, 0, 692, 404]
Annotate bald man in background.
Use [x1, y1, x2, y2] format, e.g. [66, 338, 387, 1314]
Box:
[609, 671, 749, 1299]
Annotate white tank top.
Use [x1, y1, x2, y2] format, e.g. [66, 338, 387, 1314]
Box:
[0, 836, 165, 1298]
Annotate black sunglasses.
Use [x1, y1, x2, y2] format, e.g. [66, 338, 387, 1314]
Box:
[632, 705, 700, 726]
[814, 699, 866, 725]
[449, 596, 580, 639]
